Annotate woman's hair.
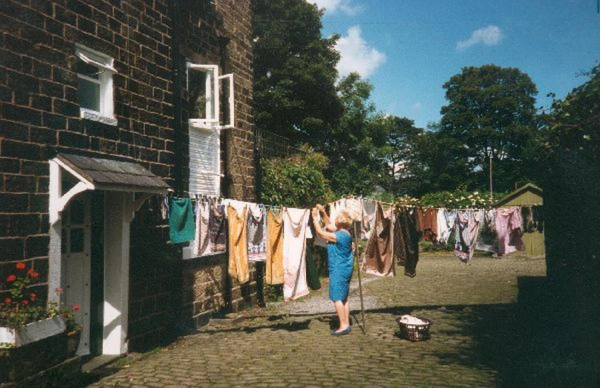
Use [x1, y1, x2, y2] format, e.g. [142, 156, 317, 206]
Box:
[335, 210, 353, 230]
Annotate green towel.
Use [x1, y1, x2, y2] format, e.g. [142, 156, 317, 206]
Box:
[169, 197, 196, 244]
[306, 239, 321, 290]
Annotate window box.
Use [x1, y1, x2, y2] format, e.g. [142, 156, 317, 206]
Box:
[0, 316, 66, 348]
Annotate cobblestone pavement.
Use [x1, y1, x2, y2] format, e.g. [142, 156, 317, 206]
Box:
[88, 254, 563, 387]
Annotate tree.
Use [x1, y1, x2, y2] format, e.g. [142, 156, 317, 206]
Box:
[373, 115, 428, 196]
[252, 0, 342, 144]
[543, 63, 600, 157]
[539, 64, 600, 361]
[324, 73, 390, 196]
[436, 65, 539, 192]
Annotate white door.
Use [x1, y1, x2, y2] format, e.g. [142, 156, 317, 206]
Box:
[62, 194, 91, 356]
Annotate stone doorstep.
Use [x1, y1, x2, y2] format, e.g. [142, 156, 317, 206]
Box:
[81, 354, 121, 373]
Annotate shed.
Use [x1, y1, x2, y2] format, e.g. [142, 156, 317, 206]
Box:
[495, 183, 545, 256]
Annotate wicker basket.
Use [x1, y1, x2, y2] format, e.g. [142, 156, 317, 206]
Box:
[396, 316, 432, 342]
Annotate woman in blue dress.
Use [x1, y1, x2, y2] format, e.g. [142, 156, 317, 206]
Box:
[312, 205, 354, 336]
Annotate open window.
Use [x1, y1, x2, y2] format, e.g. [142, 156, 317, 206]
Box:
[186, 63, 235, 196]
[75, 45, 117, 125]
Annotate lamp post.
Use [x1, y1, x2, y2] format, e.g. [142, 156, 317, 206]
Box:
[489, 154, 493, 196]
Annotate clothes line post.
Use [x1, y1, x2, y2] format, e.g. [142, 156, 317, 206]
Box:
[353, 221, 365, 332]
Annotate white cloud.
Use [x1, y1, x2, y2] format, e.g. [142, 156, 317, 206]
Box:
[456, 25, 504, 51]
[411, 102, 423, 111]
[336, 25, 386, 78]
[308, 0, 363, 16]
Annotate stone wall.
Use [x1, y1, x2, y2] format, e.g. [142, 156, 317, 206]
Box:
[0, 0, 257, 351]
[174, 0, 258, 331]
[0, 0, 176, 303]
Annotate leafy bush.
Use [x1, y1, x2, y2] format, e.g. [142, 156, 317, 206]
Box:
[419, 190, 506, 209]
[260, 146, 334, 208]
[395, 195, 420, 207]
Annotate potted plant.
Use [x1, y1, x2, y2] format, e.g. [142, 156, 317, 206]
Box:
[0, 263, 81, 348]
[48, 289, 82, 357]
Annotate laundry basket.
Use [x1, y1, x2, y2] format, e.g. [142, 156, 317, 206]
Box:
[396, 316, 432, 342]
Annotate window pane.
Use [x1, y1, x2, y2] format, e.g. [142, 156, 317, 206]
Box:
[188, 71, 206, 119]
[78, 77, 100, 112]
[77, 61, 100, 79]
[70, 200, 84, 225]
[70, 228, 84, 253]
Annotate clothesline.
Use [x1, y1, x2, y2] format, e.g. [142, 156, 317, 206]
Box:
[167, 195, 542, 295]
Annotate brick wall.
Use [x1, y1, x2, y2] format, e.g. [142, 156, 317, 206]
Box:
[1, 0, 257, 350]
[0, 0, 178, 351]
[175, 0, 259, 331]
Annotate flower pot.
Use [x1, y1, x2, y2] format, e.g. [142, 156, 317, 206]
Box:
[0, 316, 66, 347]
[66, 331, 81, 357]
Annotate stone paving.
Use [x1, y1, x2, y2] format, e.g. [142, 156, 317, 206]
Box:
[87, 254, 574, 387]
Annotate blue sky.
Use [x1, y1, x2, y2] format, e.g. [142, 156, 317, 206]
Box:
[310, 0, 600, 129]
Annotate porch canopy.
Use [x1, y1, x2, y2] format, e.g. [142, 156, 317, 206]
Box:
[49, 153, 170, 224]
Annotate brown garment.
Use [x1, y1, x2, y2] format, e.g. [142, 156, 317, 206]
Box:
[363, 203, 394, 277]
[265, 208, 284, 285]
[417, 207, 438, 241]
[395, 207, 420, 277]
[227, 205, 249, 284]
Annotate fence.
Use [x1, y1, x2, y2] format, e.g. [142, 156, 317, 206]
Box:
[254, 127, 305, 160]
[253, 127, 306, 201]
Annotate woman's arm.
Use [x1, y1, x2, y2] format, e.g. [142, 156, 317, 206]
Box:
[312, 207, 337, 243]
[317, 204, 337, 232]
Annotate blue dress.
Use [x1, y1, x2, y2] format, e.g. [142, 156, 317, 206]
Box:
[327, 230, 354, 301]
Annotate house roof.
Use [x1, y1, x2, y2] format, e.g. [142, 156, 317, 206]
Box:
[494, 183, 543, 207]
[56, 153, 170, 193]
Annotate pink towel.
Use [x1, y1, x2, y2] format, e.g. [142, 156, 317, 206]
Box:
[495, 207, 525, 255]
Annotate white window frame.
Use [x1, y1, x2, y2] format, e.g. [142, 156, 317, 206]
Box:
[75, 44, 117, 126]
[186, 63, 235, 130]
[186, 63, 235, 197]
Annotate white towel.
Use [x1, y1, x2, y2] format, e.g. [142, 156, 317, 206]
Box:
[283, 208, 310, 301]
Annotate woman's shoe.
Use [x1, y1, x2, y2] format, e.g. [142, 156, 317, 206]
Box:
[331, 326, 352, 336]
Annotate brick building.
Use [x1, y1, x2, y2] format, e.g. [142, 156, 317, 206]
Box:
[0, 0, 257, 358]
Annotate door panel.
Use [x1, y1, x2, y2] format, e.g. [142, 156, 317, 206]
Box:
[62, 194, 91, 356]
[90, 191, 104, 356]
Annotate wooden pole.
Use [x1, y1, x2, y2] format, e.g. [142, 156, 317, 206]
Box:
[353, 221, 365, 332]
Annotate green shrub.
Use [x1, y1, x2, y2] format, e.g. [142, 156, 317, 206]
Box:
[260, 146, 334, 208]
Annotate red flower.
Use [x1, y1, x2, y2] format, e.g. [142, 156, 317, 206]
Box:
[72, 304, 80, 312]
[28, 271, 39, 279]
[30, 293, 37, 301]
[21, 300, 29, 306]
[4, 298, 11, 304]
[6, 275, 16, 282]
[16, 263, 26, 270]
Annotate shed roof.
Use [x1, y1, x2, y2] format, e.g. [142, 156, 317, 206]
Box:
[56, 153, 170, 193]
[494, 183, 543, 207]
